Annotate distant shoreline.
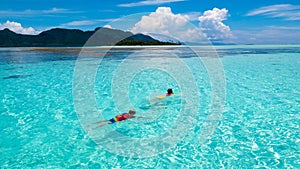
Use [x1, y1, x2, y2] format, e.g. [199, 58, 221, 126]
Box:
[1, 44, 299, 48]
[1, 45, 300, 55]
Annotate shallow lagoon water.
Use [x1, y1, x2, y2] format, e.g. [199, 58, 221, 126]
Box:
[0, 46, 299, 168]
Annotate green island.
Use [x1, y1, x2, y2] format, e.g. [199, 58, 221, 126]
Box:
[0, 27, 181, 47]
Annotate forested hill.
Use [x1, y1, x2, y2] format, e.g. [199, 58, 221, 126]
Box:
[0, 27, 181, 47]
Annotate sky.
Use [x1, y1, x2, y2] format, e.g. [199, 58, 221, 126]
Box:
[0, 0, 300, 44]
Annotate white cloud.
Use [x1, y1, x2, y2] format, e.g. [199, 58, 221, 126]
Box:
[0, 8, 80, 17]
[233, 27, 300, 44]
[0, 21, 39, 35]
[198, 8, 233, 41]
[103, 25, 113, 29]
[131, 7, 233, 43]
[246, 4, 300, 20]
[184, 12, 202, 21]
[42, 8, 70, 13]
[61, 19, 116, 27]
[119, 0, 186, 7]
[132, 7, 188, 32]
[62, 20, 98, 26]
[266, 25, 300, 30]
[131, 7, 206, 42]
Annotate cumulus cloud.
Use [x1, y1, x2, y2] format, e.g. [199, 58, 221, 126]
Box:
[131, 7, 207, 43]
[198, 8, 233, 41]
[184, 12, 202, 21]
[131, 7, 233, 43]
[0, 21, 39, 35]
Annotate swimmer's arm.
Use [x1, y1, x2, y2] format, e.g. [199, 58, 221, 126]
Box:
[157, 94, 181, 98]
[156, 96, 166, 99]
[149, 97, 161, 102]
[173, 94, 181, 96]
[116, 114, 122, 117]
[133, 116, 151, 119]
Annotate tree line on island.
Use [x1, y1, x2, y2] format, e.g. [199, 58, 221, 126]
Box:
[0, 27, 181, 47]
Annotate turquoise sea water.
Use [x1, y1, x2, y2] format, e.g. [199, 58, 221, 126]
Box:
[0, 45, 299, 168]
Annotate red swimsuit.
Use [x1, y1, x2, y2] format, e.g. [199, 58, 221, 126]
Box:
[109, 113, 131, 123]
[115, 113, 130, 121]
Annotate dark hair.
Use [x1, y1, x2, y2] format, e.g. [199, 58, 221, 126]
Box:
[167, 88, 173, 94]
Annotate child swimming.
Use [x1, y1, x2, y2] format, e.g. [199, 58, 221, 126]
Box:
[86, 109, 142, 129]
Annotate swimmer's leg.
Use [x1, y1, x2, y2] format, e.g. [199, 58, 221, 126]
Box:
[93, 121, 112, 129]
[85, 120, 107, 128]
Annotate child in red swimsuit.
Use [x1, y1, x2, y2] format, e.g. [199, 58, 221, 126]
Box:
[86, 109, 141, 130]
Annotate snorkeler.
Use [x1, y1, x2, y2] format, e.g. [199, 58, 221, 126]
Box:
[85, 109, 142, 129]
[165, 88, 174, 96]
[155, 88, 176, 99]
[146, 88, 178, 104]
